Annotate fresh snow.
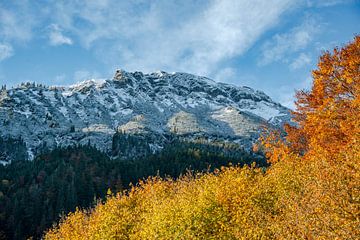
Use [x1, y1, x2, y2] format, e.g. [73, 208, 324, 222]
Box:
[0, 70, 290, 161]
[242, 101, 282, 121]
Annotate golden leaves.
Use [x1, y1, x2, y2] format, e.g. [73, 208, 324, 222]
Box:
[44, 149, 359, 239]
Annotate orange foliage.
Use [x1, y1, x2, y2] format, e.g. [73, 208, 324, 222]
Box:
[280, 35, 359, 159]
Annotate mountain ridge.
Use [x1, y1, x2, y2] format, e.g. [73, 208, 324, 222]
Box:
[0, 70, 290, 163]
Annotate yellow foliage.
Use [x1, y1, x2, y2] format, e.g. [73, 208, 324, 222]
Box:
[44, 36, 360, 239]
[44, 146, 359, 239]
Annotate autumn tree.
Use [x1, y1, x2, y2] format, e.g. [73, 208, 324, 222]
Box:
[262, 35, 360, 238]
[264, 35, 360, 162]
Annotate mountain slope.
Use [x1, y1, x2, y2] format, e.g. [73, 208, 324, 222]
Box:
[0, 70, 290, 162]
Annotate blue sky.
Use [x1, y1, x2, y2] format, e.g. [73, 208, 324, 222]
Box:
[0, 0, 359, 108]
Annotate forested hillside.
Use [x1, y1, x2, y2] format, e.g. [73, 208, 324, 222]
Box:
[0, 139, 259, 240]
[45, 36, 360, 239]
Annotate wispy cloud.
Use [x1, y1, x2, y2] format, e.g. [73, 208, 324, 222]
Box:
[48, 0, 296, 77]
[0, 43, 13, 61]
[307, 0, 355, 7]
[0, 3, 35, 43]
[173, 0, 296, 75]
[290, 53, 311, 70]
[48, 24, 73, 46]
[0, 0, 302, 78]
[258, 17, 320, 66]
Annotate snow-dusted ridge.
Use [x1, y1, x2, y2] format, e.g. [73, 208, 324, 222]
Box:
[0, 69, 290, 163]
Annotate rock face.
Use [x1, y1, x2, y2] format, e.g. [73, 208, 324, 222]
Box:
[0, 70, 290, 163]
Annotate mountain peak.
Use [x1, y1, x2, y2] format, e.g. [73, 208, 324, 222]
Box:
[113, 69, 128, 81]
[0, 70, 290, 163]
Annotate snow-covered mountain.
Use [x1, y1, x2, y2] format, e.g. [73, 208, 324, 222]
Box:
[0, 70, 290, 163]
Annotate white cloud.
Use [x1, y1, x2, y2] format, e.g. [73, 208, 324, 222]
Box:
[290, 53, 311, 70]
[175, 0, 296, 75]
[0, 6, 34, 42]
[0, 43, 14, 61]
[49, 0, 297, 77]
[306, 0, 354, 7]
[48, 24, 73, 46]
[259, 18, 320, 66]
[0, 0, 305, 80]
